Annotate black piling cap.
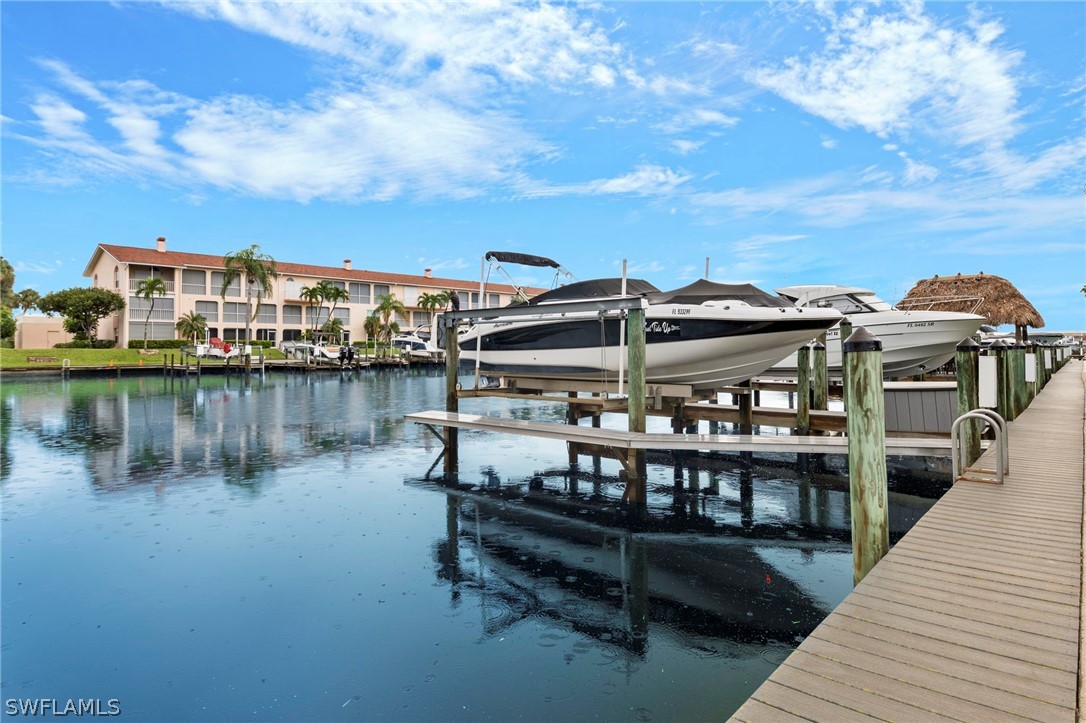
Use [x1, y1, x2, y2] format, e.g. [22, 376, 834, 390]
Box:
[811, 341, 827, 351]
[843, 326, 882, 353]
[956, 337, 981, 352]
[990, 339, 1010, 349]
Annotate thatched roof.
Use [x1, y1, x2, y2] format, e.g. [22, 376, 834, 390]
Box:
[900, 272, 1044, 329]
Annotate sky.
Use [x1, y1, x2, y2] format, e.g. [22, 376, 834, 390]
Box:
[2, 1, 1084, 330]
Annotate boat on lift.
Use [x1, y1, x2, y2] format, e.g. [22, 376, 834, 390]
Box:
[454, 252, 842, 389]
[771, 285, 985, 378]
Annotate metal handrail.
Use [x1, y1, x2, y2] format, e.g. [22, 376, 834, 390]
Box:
[951, 409, 1008, 483]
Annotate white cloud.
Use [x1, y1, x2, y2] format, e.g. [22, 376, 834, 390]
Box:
[518, 164, 692, 198]
[902, 157, 938, 185]
[748, 4, 1082, 189]
[671, 139, 704, 155]
[821, 138, 837, 149]
[657, 108, 739, 134]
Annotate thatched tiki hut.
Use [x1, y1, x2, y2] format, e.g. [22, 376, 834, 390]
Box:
[900, 272, 1044, 341]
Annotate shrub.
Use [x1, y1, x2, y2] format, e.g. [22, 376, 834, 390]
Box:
[55, 340, 116, 349]
[127, 339, 189, 349]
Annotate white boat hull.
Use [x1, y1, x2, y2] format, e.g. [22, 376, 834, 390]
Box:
[458, 304, 840, 389]
[772, 312, 984, 378]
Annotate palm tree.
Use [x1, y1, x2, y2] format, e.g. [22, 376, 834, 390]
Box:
[363, 314, 380, 356]
[418, 291, 450, 326]
[323, 284, 349, 334]
[175, 311, 208, 344]
[299, 284, 324, 338]
[375, 293, 406, 358]
[220, 244, 278, 353]
[135, 277, 168, 350]
[321, 317, 345, 343]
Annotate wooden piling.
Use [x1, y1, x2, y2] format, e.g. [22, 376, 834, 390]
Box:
[737, 380, 753, 434]
[812, 338, 828, 411]
[838, 317, 853, 408]
[994, 340, 1013, 421]
[955, 338, 981, 468]
[444, 321, 460, 475]
[1013, 342, 1027, 416]
[626, 307, 647, 504]
[795, 344, 811, 434]
[844, 326, 889, 586]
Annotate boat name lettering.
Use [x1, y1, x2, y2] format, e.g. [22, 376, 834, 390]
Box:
[645, 321, 680, 334]
[673, 308, 691, 315]
[906, 322, 935, 328]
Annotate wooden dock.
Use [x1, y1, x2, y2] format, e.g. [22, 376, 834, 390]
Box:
[730, 359, 1085, 722]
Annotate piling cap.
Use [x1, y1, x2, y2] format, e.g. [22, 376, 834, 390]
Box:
[990, 339, 1010, 349]
[955, 337, 980, 352]
[811, 341, 826, 351]
[843, 326, 882, 352]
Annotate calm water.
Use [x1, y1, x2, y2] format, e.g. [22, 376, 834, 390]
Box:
[1, 369, 945, 720]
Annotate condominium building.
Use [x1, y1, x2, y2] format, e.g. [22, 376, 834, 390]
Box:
[84, 237, 536, 347]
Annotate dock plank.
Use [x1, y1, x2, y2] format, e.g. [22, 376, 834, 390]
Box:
[731, 360, 1084, 721]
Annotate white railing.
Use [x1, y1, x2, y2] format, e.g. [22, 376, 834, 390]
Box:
[129, 280, 176, 293]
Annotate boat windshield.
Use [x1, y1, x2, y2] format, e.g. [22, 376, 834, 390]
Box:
[814, 293, 891, 314]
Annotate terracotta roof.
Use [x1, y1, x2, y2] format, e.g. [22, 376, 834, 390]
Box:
[90, 243, 544, 296]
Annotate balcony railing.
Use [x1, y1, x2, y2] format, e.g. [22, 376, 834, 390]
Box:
[129, 280, 176, 293]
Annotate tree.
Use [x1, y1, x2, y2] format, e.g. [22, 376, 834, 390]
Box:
[14, 289, 41, 314]
[324, 283, 349, 330]
[220, 244, 278, 352]
[175, 311, 208, 344]
[375, 293, 406, 357]
[321, 317, 344, 343]
[0, 308, 15, 340]
[299, 284, 325, 338]
[363, 314, 380, 350]
[0, 257, 15, 309]
[134, 277, 168, 350]
[38, 288, 125, 341]
[418, 291, 450, 326]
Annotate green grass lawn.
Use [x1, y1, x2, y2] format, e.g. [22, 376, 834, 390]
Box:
[0, 347, 286, 369]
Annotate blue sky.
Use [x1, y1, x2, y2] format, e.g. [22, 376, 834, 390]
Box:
[3, 1, 1084, 330]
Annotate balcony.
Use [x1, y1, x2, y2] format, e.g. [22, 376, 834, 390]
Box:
[129, 280, 176, 294]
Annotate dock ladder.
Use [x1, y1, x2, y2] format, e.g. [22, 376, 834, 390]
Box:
[951, 409, 1008, 484]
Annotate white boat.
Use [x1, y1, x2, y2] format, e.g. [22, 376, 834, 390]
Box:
[391, 326, 445, 362]
[771, 285, 985, 378]
[283, 341, 346, 362]
[455, 253, 842, 390]
[184, 334, 241, 359]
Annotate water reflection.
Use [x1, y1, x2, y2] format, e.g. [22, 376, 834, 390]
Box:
[2, 369, 949, 720]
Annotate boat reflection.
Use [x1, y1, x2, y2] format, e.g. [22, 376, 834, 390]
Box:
[431, 487, 844, 671]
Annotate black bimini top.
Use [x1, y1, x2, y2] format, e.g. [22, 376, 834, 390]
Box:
[485, 251, 562, 268]
[527, 277, 791, 308]
[646, 279, 792, 308]
[528, 278, 660, 305]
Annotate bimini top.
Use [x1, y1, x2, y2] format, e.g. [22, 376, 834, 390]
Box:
[485, 251, 562, 268]
[528, 278, 660, 305]
[647, 279, 792, 308]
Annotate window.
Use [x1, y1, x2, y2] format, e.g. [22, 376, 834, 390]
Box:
[256, 329, 277, 342]
[329, 281, 345, 290]
[282, 329, 303, 342]
[114, 267, 120, 289]
[93, 274, 98, 288]
[284, 278, 303, 299]
[349, 283, 370, 304]
[374, 284, 390, 300]
[413, 311, 432, 327]
[458, 291, 470, 310]
[212, 272, 241, 298]
[223, 302, 247, 324]
[394, 312, 409, 327]
[222, 328, 246, 342]
[402, 285, 418, 307]
[489, 294, 500, 308]
[182, 269, 206, 295]
[282, 304, 303, 325]
[306, 307, 330, 325]
[256, 304, 276, 323]
[195, 301, 218, 322]
[331, 307, 350, 324]
[128, 295, 174, 321]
